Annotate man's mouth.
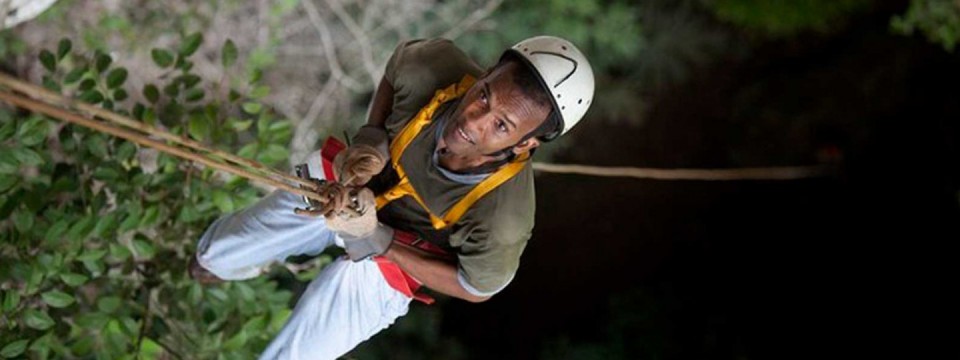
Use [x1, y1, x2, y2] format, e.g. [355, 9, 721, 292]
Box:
[457, 126, 475, 144]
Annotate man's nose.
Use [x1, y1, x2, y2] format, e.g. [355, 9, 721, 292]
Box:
[463, 113, 492, 137]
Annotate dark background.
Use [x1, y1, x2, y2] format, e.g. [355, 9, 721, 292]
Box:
[438, 4, 959, 359]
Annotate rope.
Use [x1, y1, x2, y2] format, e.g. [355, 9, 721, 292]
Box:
[0, 73, 316, 190]
[0, 72, 827, 222]
[532, 163, 830, 181]
[0, 76, 361, 216]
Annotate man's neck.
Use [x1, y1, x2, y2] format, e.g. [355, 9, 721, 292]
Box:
[435, 146, 504, 173]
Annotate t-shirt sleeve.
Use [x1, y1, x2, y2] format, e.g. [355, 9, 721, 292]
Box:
[381, 38, 483, 137]
[454, 174, 536, 296]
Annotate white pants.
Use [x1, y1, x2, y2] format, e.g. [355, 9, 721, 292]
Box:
[195, 187, 412, 360]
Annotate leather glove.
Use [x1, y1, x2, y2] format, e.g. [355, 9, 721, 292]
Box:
[334, 126, 389, 186]
[324, 188, 393, 261]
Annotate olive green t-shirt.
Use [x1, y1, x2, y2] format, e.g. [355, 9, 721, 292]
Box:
[370, 38, 536, 295]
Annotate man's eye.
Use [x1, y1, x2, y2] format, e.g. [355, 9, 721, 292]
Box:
[497, 119, 508, 132]
[480, 91, 488, 104]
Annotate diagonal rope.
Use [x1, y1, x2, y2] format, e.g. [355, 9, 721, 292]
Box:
[0, 76, 362, 216]
[532, 162, 831, 181]
[0, 73, 316, 190]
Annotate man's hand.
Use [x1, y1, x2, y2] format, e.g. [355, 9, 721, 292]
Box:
[294, 181, 353, 217]
[334, 125, 390, 186]
[324, 188, 394, 261]
[333, 144, 386, 186]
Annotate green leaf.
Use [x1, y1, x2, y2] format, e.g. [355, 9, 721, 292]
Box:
[259, 144, 289, 165]
[212, 189, 234, 213]
[0, 156, 17, 175]
[12, 148, 44, 166]
[75, 313, 109, 329]
[78, 90, 105, 104]
[249, 68, 263, 84]
[57, 38, 72, 59]
[37, 253, 61, 274]
[41, 75, 61, 92]
[44, 220, 68, 245]
[59, 273, 89, 287]
[0, 175, 16, 193]
[78, 78, 96, 91]
[41, 290, 75, 308]
[185, 88, 205, 102]
[2, 291, 20, 312]
[143, 84, 160, 103]
[113, 88, 129, 101]
[178, 74, 202, 89]
[179, 33, 204, 57]
[92, 167, 120, 181]
[250, 85, 270, 99]
[64, 67, 86, 84]
[0, 120, 15, 142]
[132, 238, 156, 259]
[222, 39, 238, 67]
[96, 296, 122, 313]
[39, 50, 56, 72]
[118, 208, 142, 232]
[12, 209, 34, 233]
[1, 339, 29, 358]
[188, 114, 210, 141]
[140, 206, 160, 227]
[229, 119, 253, 132]
[95, 52, 112, 73]
[237, 143, 258, 159]
[106, 68, 128, 89]
[177, 59, 194, 72]
[163, 81, 180, 97]
[151, 49, 174, 68]
[92, 212, 119, 237]
[242, 102, 262, 114]
[70, 336, 94, 356]
[85, 135, 108, 158]
[24, 309, 55, 330]
[76, 248, 107, 262]
[223, 329, 248, 350]
[133, 103, 146, 120]
[65, 217, 95, 243]
[138, 338, 163, 359]
[18, 116, 50, 146]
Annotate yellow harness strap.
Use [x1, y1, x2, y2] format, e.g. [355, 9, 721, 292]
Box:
[375, 75, 530, 230]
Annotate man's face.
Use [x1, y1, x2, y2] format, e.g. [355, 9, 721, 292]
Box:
[439, 62, 551, 160]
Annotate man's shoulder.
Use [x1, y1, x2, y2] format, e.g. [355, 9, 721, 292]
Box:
[386, 38, 483, 83]
[384, 37, 484, 138]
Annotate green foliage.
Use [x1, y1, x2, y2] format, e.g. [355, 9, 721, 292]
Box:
[891, 0, 960, 52]
[704, 0, 871, 37]
[0, 35, 299, 358]
[462, 0, 643, 71]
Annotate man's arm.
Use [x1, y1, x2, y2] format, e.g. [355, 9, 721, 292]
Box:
[383, 243, 491, 303]
[366, 77, 394, 128]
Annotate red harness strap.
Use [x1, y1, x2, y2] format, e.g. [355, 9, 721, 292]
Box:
[319, 137, 446, 304]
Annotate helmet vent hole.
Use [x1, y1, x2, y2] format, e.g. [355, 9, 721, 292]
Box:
[523, 48, 528, 52]
[578, 99, 582, 104]
[562, 46, 567, 51]
[557, 94, 561, 98]
[561, 106, 566, 110]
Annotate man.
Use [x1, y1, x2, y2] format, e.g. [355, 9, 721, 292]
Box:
[190, 35, 594, 359]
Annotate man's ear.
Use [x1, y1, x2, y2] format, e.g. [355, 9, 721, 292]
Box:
[512, 137, 541, 155]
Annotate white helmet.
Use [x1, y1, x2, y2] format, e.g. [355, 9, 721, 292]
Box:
[503, 36, 595, 139]
[1, 0, 59, 29]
